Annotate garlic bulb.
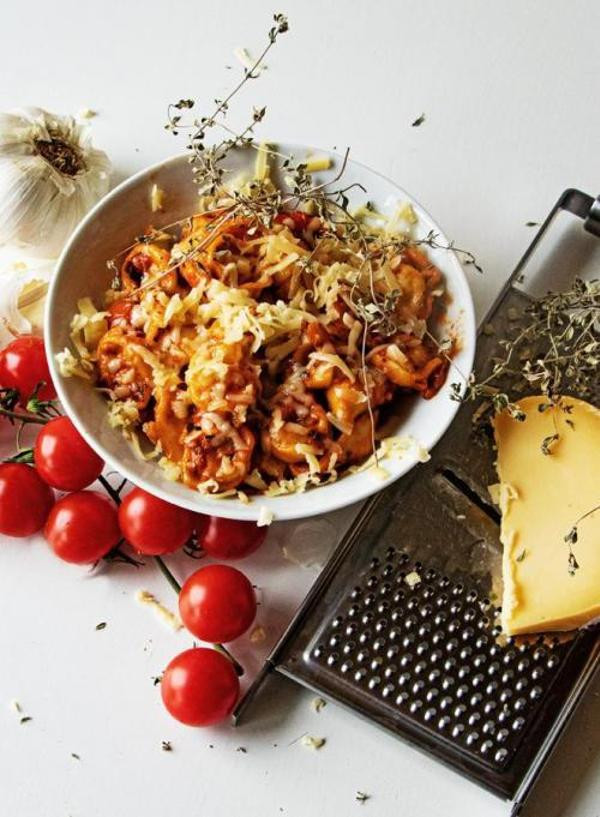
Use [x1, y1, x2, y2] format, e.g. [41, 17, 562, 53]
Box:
[0, 107, 111, 257]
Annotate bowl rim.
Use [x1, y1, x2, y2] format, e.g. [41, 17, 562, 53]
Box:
[46, 145, 476, 521]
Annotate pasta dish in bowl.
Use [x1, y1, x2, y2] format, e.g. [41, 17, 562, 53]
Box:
[47, 145, 475, 521]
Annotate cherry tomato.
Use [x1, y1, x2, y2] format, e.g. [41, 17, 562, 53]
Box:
[196, 515, 267, 560]
[0, 463, 54, 537]
[161, 647, 239, 726]
[34, 416, 104, 491]
[0, 335, 56, 403]
[118, 487, 195, 555]
[44, 491, 119, 564]
[179, 564, 256, 643]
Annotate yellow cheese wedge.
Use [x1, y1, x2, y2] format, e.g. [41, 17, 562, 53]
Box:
[493, 395, 600, 635]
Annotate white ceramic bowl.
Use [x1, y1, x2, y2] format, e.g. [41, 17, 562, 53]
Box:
[46, 144, 476, 522]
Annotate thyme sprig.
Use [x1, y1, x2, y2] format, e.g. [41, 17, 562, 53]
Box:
[453, 278, 600, 418]
[564, 504, 600, 576]
[452, 278, 600, 575]
[165, 12, 289, 195]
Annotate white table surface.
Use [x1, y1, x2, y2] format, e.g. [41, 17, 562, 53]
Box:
[1, 1, 600, 815]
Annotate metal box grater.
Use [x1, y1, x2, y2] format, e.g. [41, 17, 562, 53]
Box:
[234, 189, 600, 815]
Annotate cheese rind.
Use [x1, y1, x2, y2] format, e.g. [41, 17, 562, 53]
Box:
[493, 395, 600, 635]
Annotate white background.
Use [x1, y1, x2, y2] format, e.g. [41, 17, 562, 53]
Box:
[1, 1, 600, 816]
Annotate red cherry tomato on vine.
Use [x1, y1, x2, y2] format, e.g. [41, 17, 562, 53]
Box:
[118, 487, 195, 555]
[161, 647, 239, 726]
[196, 515, 267, 560]
[179, 564, 256, 643]
[0, 335, 56, 403]
[0, 463, 54, 537]
[44, 491, 119, 564]
[34, 416, 104, 491]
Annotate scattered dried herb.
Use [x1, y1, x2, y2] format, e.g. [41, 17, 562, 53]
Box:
[411, 113, 426, 127]
[540, 433, 559, 455]
[95, 622, 107, 631]
[236, 746, 247, 753]
[356, 791, 371, 803]
[515, 549, 527, 562]
[71, 753, 80, 760]
[525, 221, 539, 227]
[20, 716, 32, 724]
[161, 740, 172, 752]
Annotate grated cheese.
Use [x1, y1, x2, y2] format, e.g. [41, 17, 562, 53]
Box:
[305, 155, 331, 173]
[150, 183, 165, 212]
[254, 142, 270, 180]
[136, 590, 183, 630]
[308, 351, 355, 382]
[257, 506, 275, 526]
[301, 735, 326, 750]
[55, 347, 93, 380]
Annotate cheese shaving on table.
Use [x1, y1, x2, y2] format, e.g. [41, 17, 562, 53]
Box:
[257, 506, 274, 526]
[249, 625, 266, 643]
[301, 735, 326, 750]
[135, 590, 183, 631]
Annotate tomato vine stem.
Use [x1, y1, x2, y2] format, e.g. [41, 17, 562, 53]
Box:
[97, 474, 245, 676]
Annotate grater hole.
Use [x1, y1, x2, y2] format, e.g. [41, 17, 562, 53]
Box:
[495, 748, 509, 764]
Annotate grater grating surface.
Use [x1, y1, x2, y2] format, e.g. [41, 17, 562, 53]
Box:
[309, 548, 572, 772]
[234, 189, 600, 812]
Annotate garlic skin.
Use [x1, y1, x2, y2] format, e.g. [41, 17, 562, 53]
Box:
[0, 107, 111, 257]
[0, 247, 54, 347]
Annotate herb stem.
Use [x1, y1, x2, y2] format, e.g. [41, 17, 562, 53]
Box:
[154, 555, 182, 594]
[98, 474, 123, 505]
[213, 643, 245, 677]
[0, 407, 47, 425]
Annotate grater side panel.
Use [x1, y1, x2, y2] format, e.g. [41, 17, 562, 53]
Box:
[265, 191, 600, 801]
